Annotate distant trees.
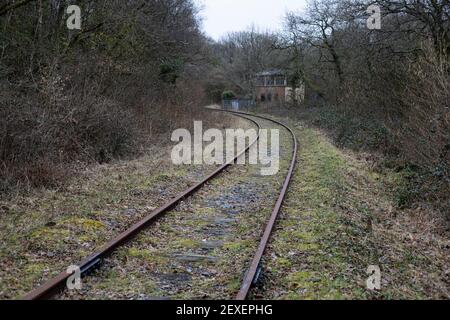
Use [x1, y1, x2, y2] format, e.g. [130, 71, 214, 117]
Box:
[285, 0, 345, 84]
[209, 27, 286, 96]
[1, 0, 204, 79]
[279, 0, 449, 170]
[1, 0, 448, 195]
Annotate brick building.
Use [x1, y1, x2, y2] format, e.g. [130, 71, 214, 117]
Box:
[255, 70, 287, 104]
[255, 69, 304, 105]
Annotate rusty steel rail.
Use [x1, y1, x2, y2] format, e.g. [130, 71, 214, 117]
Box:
[227, 111, 298, 300]
[23, 110, 297, 301]
[23, 112, 262, 300]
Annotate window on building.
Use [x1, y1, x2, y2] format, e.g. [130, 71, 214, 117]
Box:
[261, 94, 266, 102]
[256, 76, 265, 86]
[275, 77, 285, 86]
[267, 93, 272, 102]
[266, 77, 274, 86]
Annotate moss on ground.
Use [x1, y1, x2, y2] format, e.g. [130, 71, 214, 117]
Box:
[255, 122, 449, 300]
[270, 127, 364, 300]
[0, 136, 225, 298]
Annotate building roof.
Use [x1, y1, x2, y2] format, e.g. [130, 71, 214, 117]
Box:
[255, 69, 285, 76]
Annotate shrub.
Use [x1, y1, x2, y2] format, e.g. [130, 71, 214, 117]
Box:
[0, 79, 137, 192]
[222, 90, 237, 100]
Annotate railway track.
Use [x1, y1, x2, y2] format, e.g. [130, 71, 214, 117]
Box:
[23, 110, 297, 300]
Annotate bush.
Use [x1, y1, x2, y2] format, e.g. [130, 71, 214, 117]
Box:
[159, 58, 184, 84]
[309, 107, 390, 153]
[0, 83, 137, 192]
[222, 90, 237, 100]
[393, 53, 450, 170]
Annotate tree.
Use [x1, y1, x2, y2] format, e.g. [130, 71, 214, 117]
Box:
[284, 0, 346, 84]
[212, 27, 285, 95]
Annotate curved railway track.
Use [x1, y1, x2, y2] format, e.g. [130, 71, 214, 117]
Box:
[23, 110, 297, 300]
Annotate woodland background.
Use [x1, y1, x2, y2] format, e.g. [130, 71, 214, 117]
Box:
[0, 0, 448, 216]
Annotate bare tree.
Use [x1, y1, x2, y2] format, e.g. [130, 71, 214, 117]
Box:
[370, 0, 450, 58]
[284, 0, 347, 84]
[213, 27, 283, 95]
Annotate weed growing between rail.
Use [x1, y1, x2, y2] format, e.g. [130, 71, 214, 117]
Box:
[0, 114, 242, 299]
[53, 117, 294, 300]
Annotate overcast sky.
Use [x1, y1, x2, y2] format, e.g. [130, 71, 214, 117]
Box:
[196, 0, 307, 40]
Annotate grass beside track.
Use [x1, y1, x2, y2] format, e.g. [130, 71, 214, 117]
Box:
[254, 119, 449, 300]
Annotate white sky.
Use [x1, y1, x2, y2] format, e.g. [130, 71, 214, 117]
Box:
[196, 0, 308, 40]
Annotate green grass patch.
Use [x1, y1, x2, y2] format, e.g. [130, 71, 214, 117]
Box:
[260, 126, 373, 300]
